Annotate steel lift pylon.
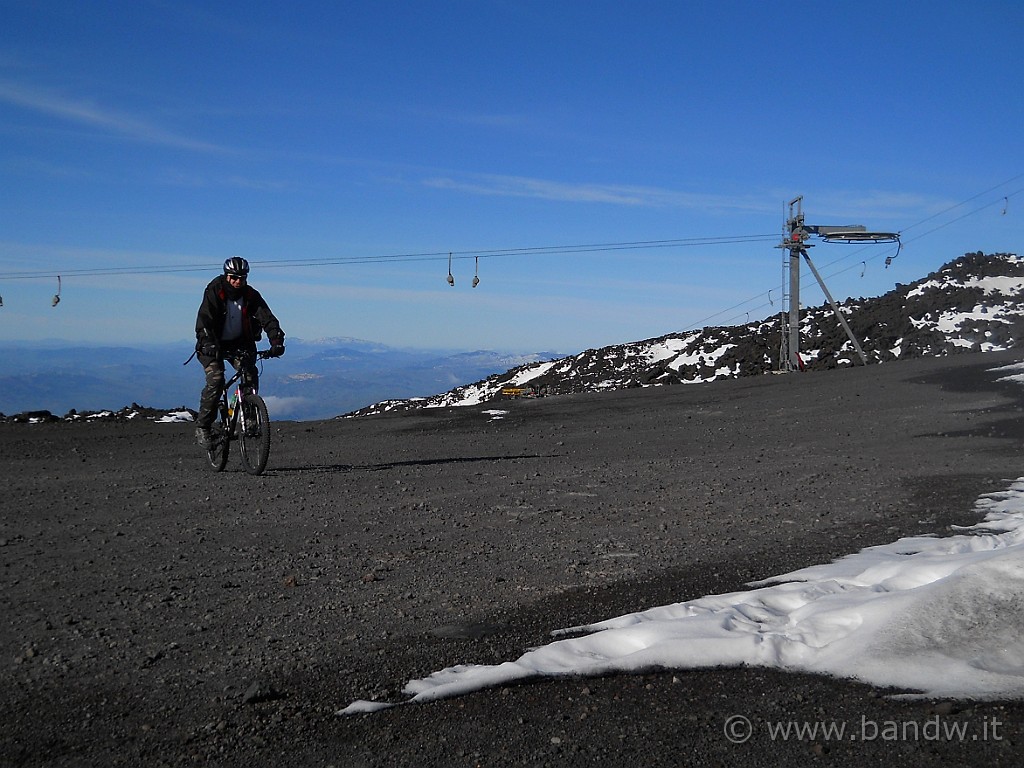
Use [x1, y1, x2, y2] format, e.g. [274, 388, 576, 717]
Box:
[777, 196, 899, 371]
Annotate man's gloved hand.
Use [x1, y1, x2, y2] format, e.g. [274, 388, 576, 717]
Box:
[269, 340, 285, 358]
[199, 341, 219, 358]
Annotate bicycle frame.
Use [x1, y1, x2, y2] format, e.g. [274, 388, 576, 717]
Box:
[219, 361, 257, 437]
[206, 350, 273, 474]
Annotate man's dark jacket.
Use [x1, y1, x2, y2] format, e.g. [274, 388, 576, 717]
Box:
[195, 276, 284, 352]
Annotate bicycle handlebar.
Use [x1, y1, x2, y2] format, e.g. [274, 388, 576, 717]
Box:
[218, 348, 279, 366]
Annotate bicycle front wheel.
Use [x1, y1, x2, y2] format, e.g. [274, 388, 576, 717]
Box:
[238, 393, 271, 475]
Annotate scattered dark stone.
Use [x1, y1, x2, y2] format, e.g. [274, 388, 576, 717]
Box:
[242, 679, 284, 705]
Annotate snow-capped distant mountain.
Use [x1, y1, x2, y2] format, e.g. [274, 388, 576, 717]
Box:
[290, 336, 394, 349]
[346, 252, 1024, 416]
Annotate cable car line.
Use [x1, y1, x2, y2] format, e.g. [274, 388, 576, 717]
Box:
[0, 233, 778, 281]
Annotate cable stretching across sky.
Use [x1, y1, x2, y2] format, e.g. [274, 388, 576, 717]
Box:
[0, 234, 778, 281]
[0, 177, 1020, 347]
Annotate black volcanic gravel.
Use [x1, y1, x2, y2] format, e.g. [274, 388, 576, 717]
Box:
[3, 351, 1024, 767]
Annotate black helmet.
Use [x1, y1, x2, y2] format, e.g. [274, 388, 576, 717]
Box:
[223, 257, 250, 276]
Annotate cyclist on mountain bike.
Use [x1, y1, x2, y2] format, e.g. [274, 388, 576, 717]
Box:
[194, 257, 285, 448]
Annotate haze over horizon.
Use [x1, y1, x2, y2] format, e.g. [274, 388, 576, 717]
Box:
[2, 1, 1021, 353]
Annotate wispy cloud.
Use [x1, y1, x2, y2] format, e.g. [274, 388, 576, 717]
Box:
[421, 173, 968, 227]
[405, 105, 541, 132]
[811, 190, 955, 224]
[0, 80, 223, 152]
[422, 172, 775, 214]
[156, 168, 289, 191]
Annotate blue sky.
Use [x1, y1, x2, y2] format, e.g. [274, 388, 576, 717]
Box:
[1, 0, 1022, 353]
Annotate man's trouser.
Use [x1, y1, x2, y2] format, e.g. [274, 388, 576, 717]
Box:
[196, 345, 259, 430]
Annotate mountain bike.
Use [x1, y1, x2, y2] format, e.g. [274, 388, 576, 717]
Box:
[206, 349, 274, 475]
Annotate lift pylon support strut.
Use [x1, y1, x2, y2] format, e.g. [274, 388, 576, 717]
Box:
[776, 196, 898, 371]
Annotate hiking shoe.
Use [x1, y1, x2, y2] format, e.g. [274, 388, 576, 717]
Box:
[195, 427, 212, 448]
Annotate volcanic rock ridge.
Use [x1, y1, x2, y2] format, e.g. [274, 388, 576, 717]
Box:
[344, 251, 1024, 416]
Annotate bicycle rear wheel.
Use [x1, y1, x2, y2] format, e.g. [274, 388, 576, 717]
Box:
[238, 393, 271, 475]
[207, 421, 230, 471]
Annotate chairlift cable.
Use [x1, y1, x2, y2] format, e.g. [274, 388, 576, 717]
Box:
[3, 177, 1019, 327]
[0, 233, 779, 281]
[897, 172, 1024, 237]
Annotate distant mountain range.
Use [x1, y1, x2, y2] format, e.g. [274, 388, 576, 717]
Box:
[5, 251, 1022, 424]
[0, 337, 565, 422]
[346, 251, 1024, 416]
